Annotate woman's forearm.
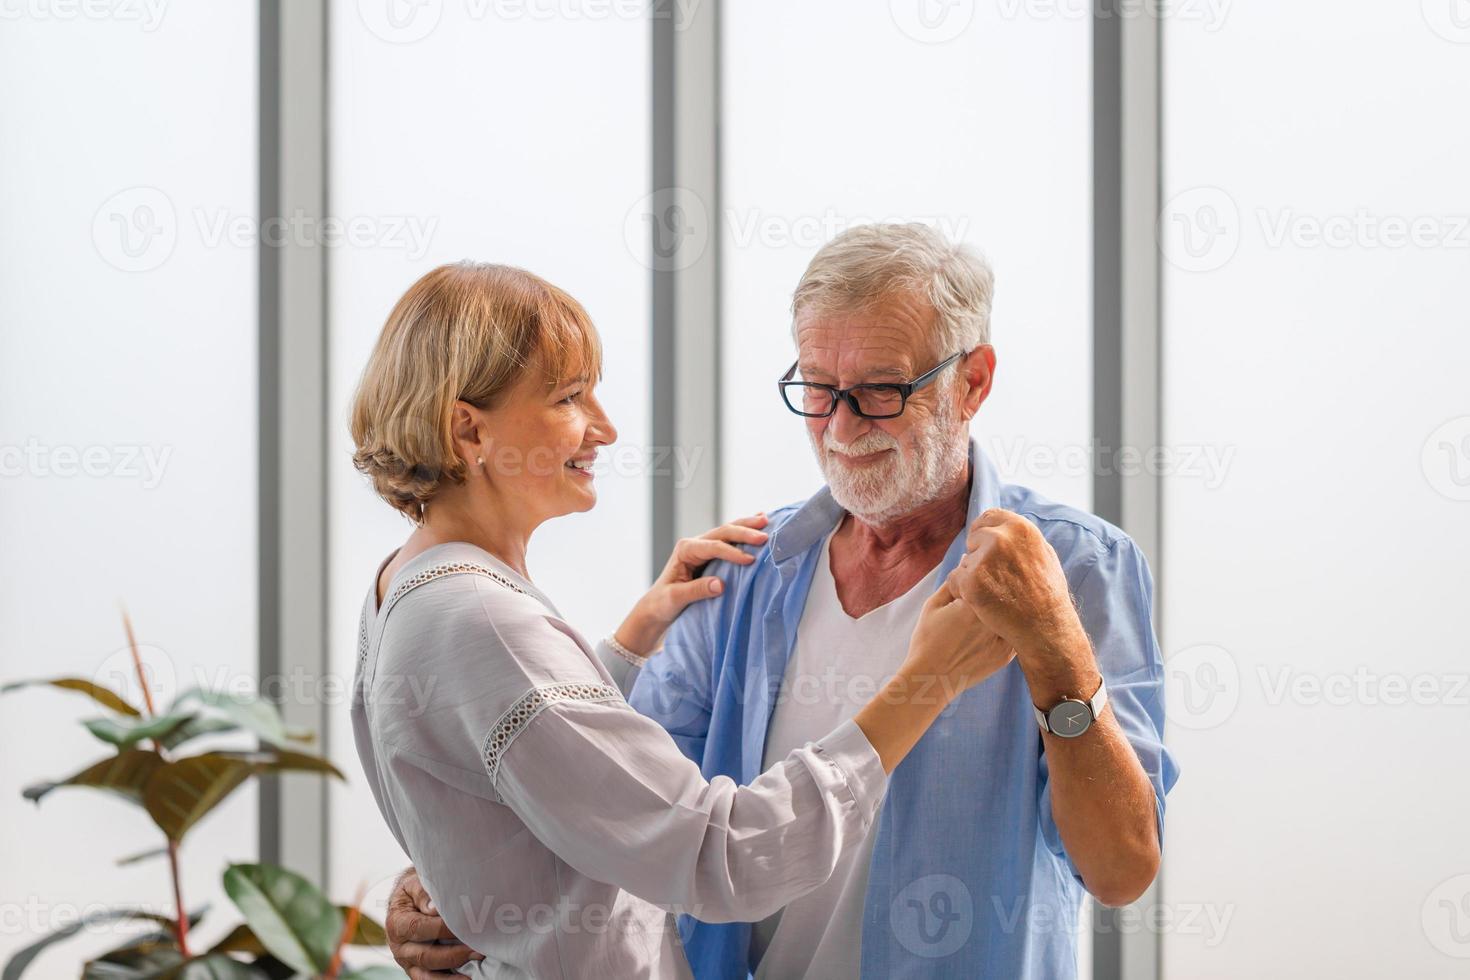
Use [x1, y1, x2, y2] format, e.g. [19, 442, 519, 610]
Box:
[853, 666, 955, 773]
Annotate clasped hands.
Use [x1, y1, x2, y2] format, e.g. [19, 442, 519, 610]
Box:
[928, 509, 1097, 701]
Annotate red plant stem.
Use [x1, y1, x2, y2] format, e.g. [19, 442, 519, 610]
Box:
[166, 839, 190, 958]
[123, 609, 189, 957]
[121, 610, 158, 717]
[324, 885, 366, 980]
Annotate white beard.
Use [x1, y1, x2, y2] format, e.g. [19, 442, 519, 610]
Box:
[810, 387, 969, 526]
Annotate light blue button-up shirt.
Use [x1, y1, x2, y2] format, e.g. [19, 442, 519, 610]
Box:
[628, 441, 1179, 979]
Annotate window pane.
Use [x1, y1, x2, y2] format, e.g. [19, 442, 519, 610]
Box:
[721, 1, 1092, 516]
[0, 5, 258, 973]
[326, 0, 651, 909]
[1160, 3, 1470, 974]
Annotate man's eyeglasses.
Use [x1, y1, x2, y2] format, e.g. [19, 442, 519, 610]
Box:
[778, 351, 966, 420]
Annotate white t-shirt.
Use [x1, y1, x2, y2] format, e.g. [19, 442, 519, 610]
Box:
[751, 531, 940, 979]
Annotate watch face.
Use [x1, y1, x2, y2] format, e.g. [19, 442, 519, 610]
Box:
[1047, 699, 1092, 738]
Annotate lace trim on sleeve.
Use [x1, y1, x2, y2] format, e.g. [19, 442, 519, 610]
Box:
[482, 682, 624, 792]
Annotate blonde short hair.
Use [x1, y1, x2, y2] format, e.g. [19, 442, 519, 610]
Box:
[350, 262, 601, 522]
[791, 222, 995, 356]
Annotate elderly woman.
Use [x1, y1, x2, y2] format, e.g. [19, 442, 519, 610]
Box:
[348, 262, 1012, 979]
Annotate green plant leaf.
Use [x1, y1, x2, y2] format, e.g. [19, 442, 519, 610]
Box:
[23, 749, 163, 806]
[1, 677, 141, 716]
[142, 754, 254, 841]
[82, 947, 184, 978]
[84, 713, 195, 750]
[166, 690, 314, 750]
[222, 864, 342, 977]
[338, 967, 402, 980]
[166, 954, 266, 979]
[83, 931, 179, 977]
[204, 924, 266, 958]
[115, 846, 170, 867]
[342, 910, 387, 946]
[142, 751, 342, 841]
[158, 715, 240, 751]
[3, 907, 172, 980]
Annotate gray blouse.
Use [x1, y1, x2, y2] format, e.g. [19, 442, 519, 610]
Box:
[350, 542, 887, 979]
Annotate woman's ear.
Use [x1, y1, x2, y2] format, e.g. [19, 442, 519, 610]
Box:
[450, 399, 489, 469]
[959, 345, 997, 421]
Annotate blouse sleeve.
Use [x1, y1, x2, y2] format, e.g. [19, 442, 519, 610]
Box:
[593, 636, 646, 698]
[464, 598, 887, 925]
[489, 692, 886, 924]
[389, 573, 887, 925]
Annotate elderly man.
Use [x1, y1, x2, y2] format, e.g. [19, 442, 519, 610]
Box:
[385, 223, 1177, 979]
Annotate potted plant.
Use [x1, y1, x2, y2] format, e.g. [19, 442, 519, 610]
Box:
[2, 614, 395, 979]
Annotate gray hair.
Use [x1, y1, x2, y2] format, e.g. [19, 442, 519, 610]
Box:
[790, 222, 995, 356]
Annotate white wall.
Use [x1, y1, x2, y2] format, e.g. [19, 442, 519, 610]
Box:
[0, 2, 259, 973]
[324, 0, 652, 925]
[720, 0, 1093, 518]
[1159, 2, 1470, 975]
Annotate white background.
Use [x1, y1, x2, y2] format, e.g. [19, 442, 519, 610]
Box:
[0, 3, 260, 974]
[1159, 1, 1470, 976]
[6, 1, 1467, 977]
[721, 1, 1094, 519]
[324, 0, 651, 926]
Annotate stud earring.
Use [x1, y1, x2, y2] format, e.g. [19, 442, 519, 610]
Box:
[476, 456, 484, 466]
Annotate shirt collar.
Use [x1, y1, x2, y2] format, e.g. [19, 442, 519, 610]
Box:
[769, 437, 1001, 562]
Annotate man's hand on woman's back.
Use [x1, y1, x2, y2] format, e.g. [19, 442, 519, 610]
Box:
[385, 867, 480, 979]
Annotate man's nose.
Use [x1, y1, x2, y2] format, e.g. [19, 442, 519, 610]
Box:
[828, 396, 871, 444]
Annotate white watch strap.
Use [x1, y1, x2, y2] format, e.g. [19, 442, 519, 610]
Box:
[1034, 677, 1108, 733]
[1089, 675, 1108, 720]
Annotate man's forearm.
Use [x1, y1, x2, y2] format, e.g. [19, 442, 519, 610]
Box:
[1020, 631, 1160, 908]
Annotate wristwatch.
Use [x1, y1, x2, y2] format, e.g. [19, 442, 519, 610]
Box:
[1033, 677, 1107, 738]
